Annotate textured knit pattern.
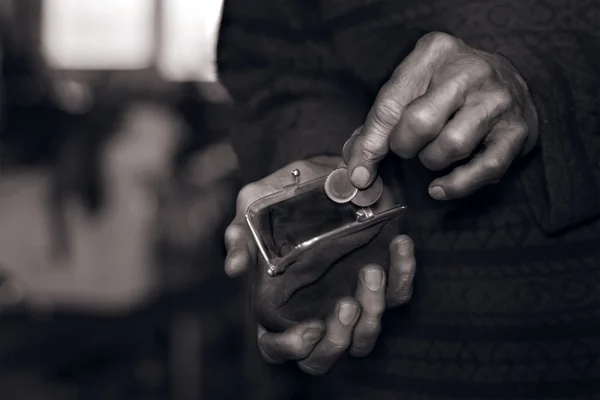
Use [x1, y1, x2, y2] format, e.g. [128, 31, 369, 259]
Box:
[217, 1, 600, 399]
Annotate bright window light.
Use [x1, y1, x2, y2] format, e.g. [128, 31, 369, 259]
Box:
[157, 0, 224, 82]
[41, 0, 155, 70]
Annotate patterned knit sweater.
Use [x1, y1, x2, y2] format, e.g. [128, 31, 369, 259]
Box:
[217, 1, 600, 399]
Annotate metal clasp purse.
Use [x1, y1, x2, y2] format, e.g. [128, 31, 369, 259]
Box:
[245, 164, 407, 332]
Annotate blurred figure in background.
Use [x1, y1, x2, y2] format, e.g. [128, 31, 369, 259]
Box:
[0, 1, 245, 399]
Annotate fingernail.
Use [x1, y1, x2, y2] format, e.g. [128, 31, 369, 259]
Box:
[397, 240, 412, 256]
[429, 186, 447, 200]
[351, 166, 371, 188]
[338, 303, 359, 325]
[302, 327, 324, 343]
[364, 269, 383, 291]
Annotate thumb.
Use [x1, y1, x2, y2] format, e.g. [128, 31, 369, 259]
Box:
[345, 69, 417, 188]
[345, 106, 394, 189]
[346, 36, 442, 189]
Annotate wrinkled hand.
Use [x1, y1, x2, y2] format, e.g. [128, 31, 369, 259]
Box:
[224, 157, 416, 375]
[345, 32, 539, 200]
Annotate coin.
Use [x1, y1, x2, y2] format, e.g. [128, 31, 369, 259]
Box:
[342, 137, 354, 163]
[324, 168, 358, 203]
[351, 176, 383, 207]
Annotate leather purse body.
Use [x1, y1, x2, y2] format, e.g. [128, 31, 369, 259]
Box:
[246, 162, 406, 332]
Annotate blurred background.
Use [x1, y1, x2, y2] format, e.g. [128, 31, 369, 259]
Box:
[0, 1, 249, 398]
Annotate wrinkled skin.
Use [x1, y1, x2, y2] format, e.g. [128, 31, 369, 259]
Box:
[224, 156, 416, 375]
[345, 32, 539, 200]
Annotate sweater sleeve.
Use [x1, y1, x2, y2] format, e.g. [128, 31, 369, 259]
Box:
[216, 0, 370, 183]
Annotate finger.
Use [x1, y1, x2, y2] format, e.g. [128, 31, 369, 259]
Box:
[428, 121, 528, 200]
[346, 32, 459, 189]
[388, 77, 468, 160]
[297, 298, 361, 375]
[346, 66, 429, 189]
[258, 321, 326, 364]
[418, 89, 512, 171]
[224, 220, 256, 277]
[350, 265, 386, 357]
[387, 235, 417, 307]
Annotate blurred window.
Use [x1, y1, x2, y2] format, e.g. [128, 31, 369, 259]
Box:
[158, 0, 224, 82]
[41, 0, 156, 70]
[40, 0, 225, 82]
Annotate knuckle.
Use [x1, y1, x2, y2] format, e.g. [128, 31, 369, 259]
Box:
[477, 60, 495, 79]
[326, 336, 351, 352]
[372, 98, 403, 129]
[451, 72, 477, 98]
[482, 155, 506, 177]
[448, 77, 467, 97]
[493, 89, 513, 111]
[511, 119, 529, 139]
[442, 129, 471, 158]
[467, 58, 495, 82]
[362, 315, 384, 333]
[366, 302, 386, 319]
[238, 183, 254, 200]
[399, 259, 417, 276]
[419, 32, 460, 52]
[236, 183, 255, 212]
[288, 338, 312, 359]
[403, 103, 436, 134]
[418, 150, 442, 171]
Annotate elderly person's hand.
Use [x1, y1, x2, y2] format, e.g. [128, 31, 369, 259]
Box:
[224, 156, 416, 375]
[345, 32, 539, 200]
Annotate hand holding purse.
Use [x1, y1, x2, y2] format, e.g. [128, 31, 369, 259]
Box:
[242, 156, 407, 332]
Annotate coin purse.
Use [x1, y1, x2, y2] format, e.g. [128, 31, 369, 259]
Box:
[245, 167, 407, 332]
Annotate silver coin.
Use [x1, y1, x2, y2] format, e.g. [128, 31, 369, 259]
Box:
[324, 168, 358, 203]
[351, 176, 383, 207]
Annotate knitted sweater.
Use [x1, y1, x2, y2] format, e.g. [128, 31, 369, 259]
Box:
[217, 1, 600, 398]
